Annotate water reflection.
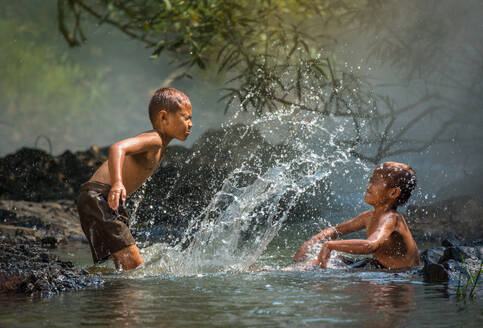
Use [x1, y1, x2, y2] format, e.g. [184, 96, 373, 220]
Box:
[356, 281, 414, 328]
[78, 280, 147, 327]
[346, 280, 415, 327]
[309, 276, 416, 327]
[108, 283, 142, 327]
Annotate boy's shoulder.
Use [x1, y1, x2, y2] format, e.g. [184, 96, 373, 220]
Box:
[134, 129, 163, 139]
[131, 130, 165, 146]
[380, 211, 406, 226]
[117, 130, 165, 159]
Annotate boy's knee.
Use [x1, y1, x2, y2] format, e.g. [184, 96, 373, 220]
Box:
[113, 245, 143, 270]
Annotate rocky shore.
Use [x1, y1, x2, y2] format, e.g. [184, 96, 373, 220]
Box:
[1, 124, 482, 296]
[421, 237, 482, 298]
[0, 237, 103, 297]
[0, 199, 102, 297]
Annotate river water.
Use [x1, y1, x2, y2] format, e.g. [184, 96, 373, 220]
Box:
[1, 243, 482, 328]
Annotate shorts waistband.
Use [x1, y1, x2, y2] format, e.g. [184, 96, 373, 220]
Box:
[80, 181, 111, 194]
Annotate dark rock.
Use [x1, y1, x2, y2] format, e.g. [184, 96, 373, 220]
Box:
[441, 237, 463, 247]
[423, 263, 448, 282]
[467, 240, 483, 247]
[421, 240, 483, 294]
[442, 259, 462, 272]
[0, 208, 16, 223]
[440, 246, 481, 263]
[0, 146, 108, 201]
[41, 236, 57, 248]
[0, 240, 103, 297]
[420, 247, 445, 265]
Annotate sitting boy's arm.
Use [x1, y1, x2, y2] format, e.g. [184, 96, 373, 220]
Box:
[108, 131, 163, 210]
[293, 211, 370, 262]
[317, 215, 397, 267]
[293, 227, 337, 262]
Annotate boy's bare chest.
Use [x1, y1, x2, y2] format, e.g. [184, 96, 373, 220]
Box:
[129, 150, 162, 172]
[365, 216, 388, 239]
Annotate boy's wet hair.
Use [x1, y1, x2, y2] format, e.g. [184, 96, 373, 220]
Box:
[148, 87, 191, 124]
[373, 161, 417, 207]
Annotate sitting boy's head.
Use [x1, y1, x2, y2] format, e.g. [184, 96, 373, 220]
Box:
[368, 161, 417, 208]
[148, 87, 192, 140]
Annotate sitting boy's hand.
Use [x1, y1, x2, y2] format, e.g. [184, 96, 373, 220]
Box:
[318, 243, 332, 268]
[108, 182, 127, 210]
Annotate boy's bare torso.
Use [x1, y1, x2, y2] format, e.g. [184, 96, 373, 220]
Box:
[90, 137, 163, 195]
[363, 210, 420, 269]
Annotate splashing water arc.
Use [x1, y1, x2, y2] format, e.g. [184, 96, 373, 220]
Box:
[137, 106, 372, 276]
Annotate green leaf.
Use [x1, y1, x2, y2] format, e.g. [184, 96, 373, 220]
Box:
[163, 0, 172, 11]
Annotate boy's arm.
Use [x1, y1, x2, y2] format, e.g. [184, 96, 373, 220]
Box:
[293, 211, 370, 262]
[317, 215, 397, 268]
[108, 131, 163, 210]
[293, 227, 338, 263]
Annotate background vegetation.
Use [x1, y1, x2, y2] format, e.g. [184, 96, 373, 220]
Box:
[1, 0, 482, 201]
[57, 0, 483, 164]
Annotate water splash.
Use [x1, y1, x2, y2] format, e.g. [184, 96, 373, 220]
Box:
[136, 107, 371, 276]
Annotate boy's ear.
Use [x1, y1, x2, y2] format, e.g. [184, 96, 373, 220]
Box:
[389, 187, 401, 200]
[158, 109, 168, 121]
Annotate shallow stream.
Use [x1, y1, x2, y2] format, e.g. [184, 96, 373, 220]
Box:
[1, 243, 482, 328]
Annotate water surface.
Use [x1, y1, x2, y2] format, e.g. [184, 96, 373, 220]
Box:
[1, 246, 481, 328]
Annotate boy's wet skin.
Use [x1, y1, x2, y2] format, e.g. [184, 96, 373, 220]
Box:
[294, 162, 420, 270]
[78, 88, 193, 271]
[90, 103, 192, 203]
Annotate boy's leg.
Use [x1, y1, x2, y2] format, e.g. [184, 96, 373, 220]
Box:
[111, 244, 143, 270]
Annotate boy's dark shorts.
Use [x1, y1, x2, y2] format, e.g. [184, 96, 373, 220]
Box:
[77, 181, 135, 264]
[339, 255, 385, 269]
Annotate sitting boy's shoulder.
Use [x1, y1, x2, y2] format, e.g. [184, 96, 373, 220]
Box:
[380, 211, 406, 226]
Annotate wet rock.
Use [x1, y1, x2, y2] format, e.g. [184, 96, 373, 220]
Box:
[440, 246, 482, 263]
[420, 247, 445, 265]
[441, 237, 463, 247]
[0, 239, 103, 297]
[41, 236, 58, 248]
[423, 263, 448, 282]
[421, 238, 483, 287]
[406, 196, 483, 243]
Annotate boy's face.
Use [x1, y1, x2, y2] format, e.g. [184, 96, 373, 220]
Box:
[364, 173, 397, 207]
[161, 104, 193, 141]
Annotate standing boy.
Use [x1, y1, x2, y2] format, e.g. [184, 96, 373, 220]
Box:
[293, 162, 420, 269]
[77, 88, 193, 270]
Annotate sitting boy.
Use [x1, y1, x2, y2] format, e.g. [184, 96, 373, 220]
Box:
[293, 161, 420, 269]
[77, 87, 193, 270]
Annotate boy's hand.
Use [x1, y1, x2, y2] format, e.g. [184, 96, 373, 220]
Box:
[108, 182, 127, 210]
[318, 243, 332, 268]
